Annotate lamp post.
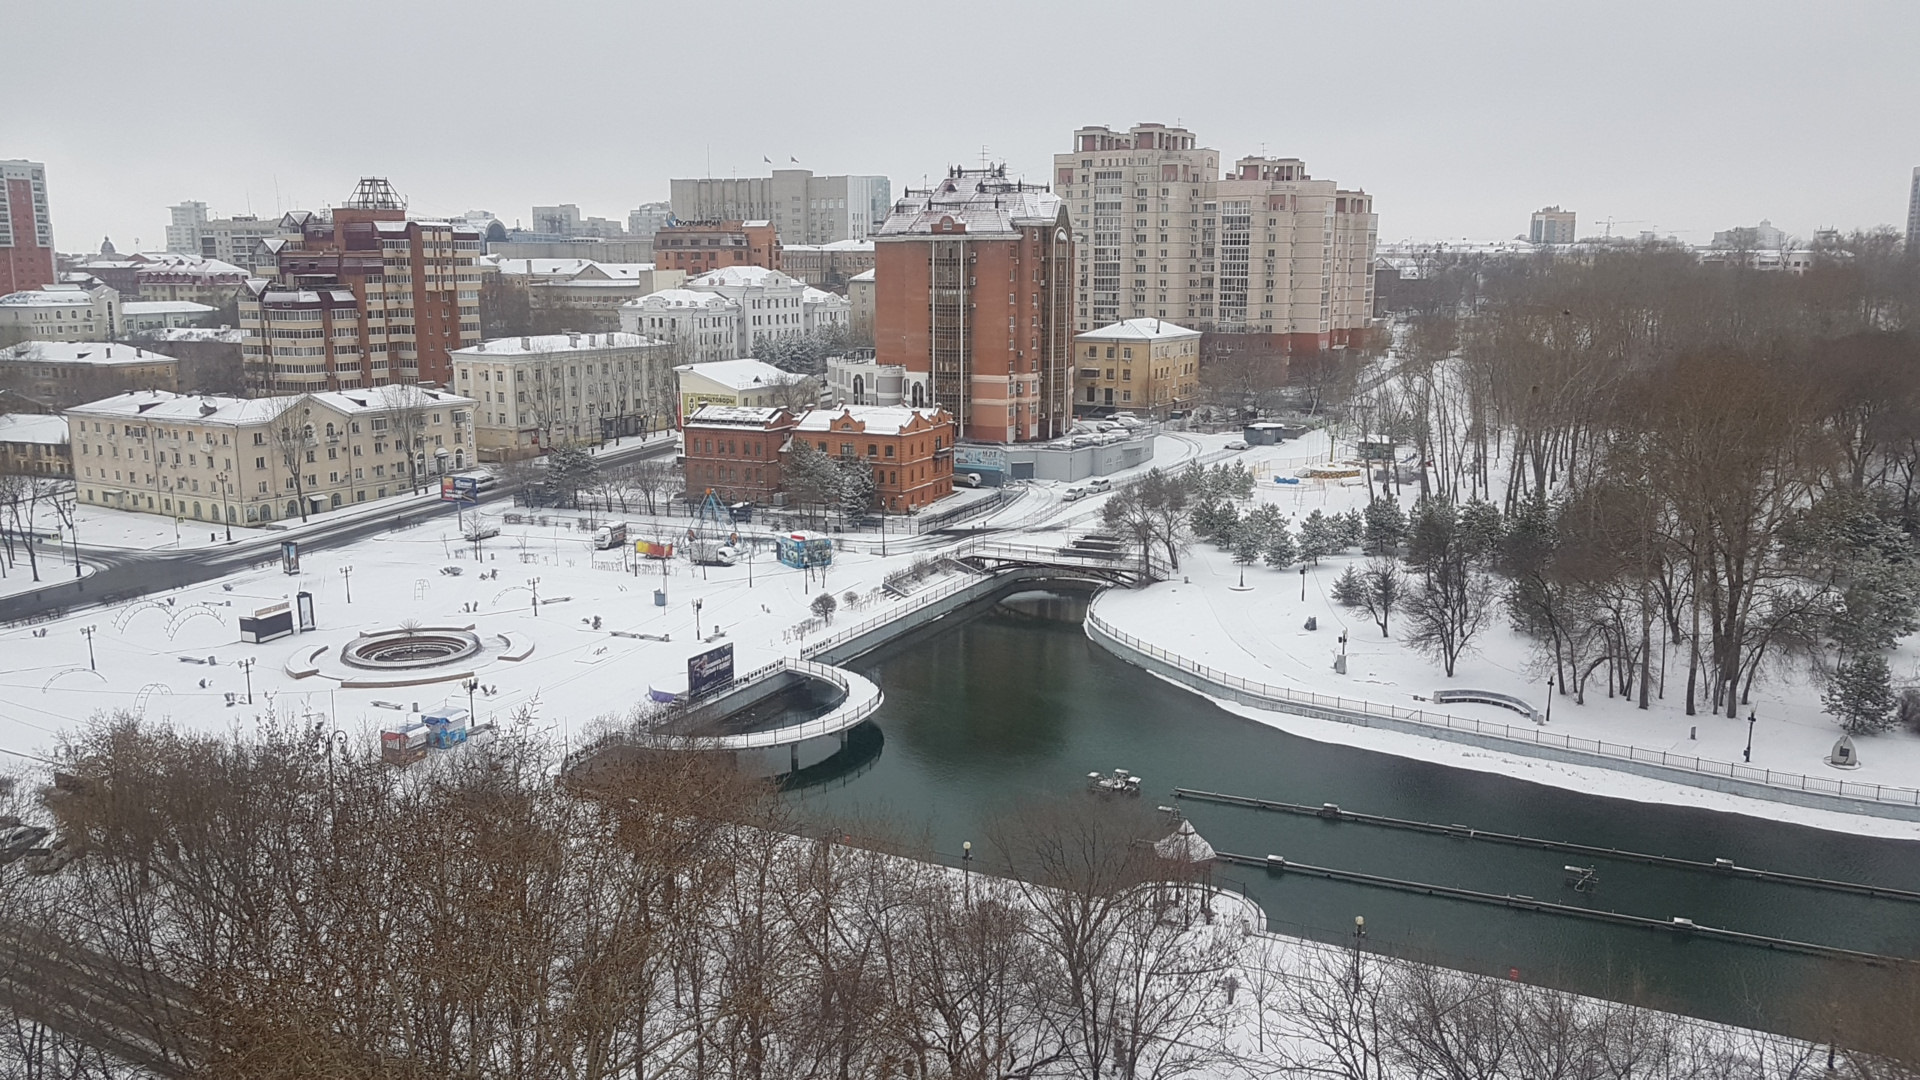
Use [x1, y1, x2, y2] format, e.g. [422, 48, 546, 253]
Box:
[1545, 674, 1554, 724]
[81, 625, 97, 671]
[692, 597, 703, 640]
[1300, 565, 1307, 601]
[530, 576, 541, 616]
[464, 677, 479, 720]
[1744, 710, 1757, 764]
[217, 471, 232, 542]
[340, 565, 354, 604]
[962, 840, 972, 906]
[238, 657, 255, 704]
[1351, 915, 1367, 991]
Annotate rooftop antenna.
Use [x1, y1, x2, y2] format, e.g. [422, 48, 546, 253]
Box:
[980, 145, 991, 170]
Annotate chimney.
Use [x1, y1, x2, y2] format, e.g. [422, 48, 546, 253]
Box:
[568, 332, 581, 349]
[520, 337, 531, 351]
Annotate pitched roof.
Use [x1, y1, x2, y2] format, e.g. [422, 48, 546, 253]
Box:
[674, 358, 792, 391]
[793, 405, 947, 436]
[0, 342, 179, 365]
[455, 332, 664, 357]
[0, 413, 68, 445]
[1075, 318, 1201, 342]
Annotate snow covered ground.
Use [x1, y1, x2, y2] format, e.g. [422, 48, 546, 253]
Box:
[1093, 433, 1920, 840]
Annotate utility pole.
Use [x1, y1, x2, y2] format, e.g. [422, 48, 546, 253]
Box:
[239, 657, 256, 704]
[81, 625, 97, 670]
[341, 565, 354, 603]
[530, 577, 542, 616]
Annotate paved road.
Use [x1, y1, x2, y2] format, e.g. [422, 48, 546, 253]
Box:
[0, 439, 677, 625]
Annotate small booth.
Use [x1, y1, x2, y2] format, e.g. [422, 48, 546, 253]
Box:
[239, 601, 295, 644]
[777, 532, 834, 570]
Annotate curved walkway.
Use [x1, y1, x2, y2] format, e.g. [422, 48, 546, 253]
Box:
[1084, 601, 1920, 822]
[612, 659, 883, 752]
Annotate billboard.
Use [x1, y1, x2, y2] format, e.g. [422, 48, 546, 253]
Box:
[441, 475, 480, 503]
[635, 539, 675, 559]
[686, 643, 735, 698]
[280, 540, 300, 575]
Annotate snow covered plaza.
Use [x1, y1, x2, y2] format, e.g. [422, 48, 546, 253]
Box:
[2, 425, 1916, 839]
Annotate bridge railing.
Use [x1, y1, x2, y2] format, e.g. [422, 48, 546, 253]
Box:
[1085, 608, 1920, 811]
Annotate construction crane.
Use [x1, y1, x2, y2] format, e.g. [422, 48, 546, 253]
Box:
[1598, 217, 1648, 239]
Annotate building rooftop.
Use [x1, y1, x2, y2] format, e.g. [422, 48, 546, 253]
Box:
[456, 332, 664, 357]
[1075, 318, 1202, 342]
[686, 265, 796, 289]
[66, 386, 474, 425]
[134, 327, 245, 344]
[848, 268, 876, 282]
[123, 300, 217, 316]
[782, 239, 875, 253]
[0, 342, 179, 365]
[624, 288, 740, 310]
[876, 170, 1063, 239]
[674, 358, 793, 392]
[685, 405, 790, 427]
[794, 405, 947, 436]
[0, 413, 69, 445]
[0, 286, 105, 308]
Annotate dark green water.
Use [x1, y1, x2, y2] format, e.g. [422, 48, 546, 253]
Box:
[795, 589, 1920, 1034]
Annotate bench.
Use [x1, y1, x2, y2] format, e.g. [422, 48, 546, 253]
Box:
[1431, 688, 1544, 724]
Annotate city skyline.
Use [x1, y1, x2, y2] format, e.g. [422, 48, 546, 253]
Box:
[10, 0, 1919, 254]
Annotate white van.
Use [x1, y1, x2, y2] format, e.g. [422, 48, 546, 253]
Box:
[1087, 477, 1112, 492]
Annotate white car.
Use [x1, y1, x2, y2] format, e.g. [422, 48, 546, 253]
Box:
[1062, 487, 1089, 502]
[1225, 439, 1249, 451]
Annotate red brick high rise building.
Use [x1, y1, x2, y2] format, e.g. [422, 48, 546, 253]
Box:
[0, 161, 56, 296]
[872, 166, 1073, 444]
[240, 178, 481, 394]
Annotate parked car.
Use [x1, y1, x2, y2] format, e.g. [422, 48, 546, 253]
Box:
[1225, 439, 1249, 451]
[957, 472, 984, 488]
[1087, 477, 1112, 492]
[1062, 487, 1088, 502]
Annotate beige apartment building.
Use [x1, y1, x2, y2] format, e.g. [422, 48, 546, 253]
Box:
[450, 331, 673, 459]
[0, 341, 179, 408]
[1053, 123, 1378, 350]
[68, 385, 475, 525]
[1073, 318, 1201, 416]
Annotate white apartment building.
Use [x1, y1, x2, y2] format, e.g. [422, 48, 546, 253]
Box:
[628, 202, 673, 239]
[165, 202, 288, 275]
[68, 385, 476, 525]
[618, 289, 741, 365]
[0, 283, 120, 342]
[1530, 207, 1577, 245]
[1053, 124, 1378, 349]
[488, 258, 685, 310]
[450, 331, 672, 457]
[682, 265, 849, 358]
[826, 355, 916, 407]
[670, 170, 892, 243]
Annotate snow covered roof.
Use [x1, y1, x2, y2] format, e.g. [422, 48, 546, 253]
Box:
[686, 405, 789, 427]
[1075, 318, 1201, 342]
[134, 327, 244, 344]
[686, 265, 793, 289]
[0, 287, 103, 308]
[0, 342, 179, 365]
[66, 386, 474, 425]
[876, 176, 1063, 239]
[801, 287, 847, 305]
[793, 405, 947, 436]
[122, 300, 216, 316]
[623, 288, 739, 311]
[1152, 819, 1216, 863]
[674, 358, 791, 391]
[493, 258, 596, 277]
[781, 239, 874, 253]
[848, 269, 876, 282]
[456, 332, 665, 357]
[0, 413, 68, 445]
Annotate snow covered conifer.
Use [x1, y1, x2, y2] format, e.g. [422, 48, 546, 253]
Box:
[1823, 654, 1897, 734]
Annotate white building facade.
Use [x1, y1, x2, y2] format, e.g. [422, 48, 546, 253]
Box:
[450, 331, 673, 458]
[670, 170, 892, 243]
[618, 289, 742, 365]
[0, 283, 120, 341]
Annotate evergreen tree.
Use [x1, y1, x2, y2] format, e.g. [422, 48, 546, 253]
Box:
[1331, 565, 1367, 607]
[1335, 508, 1365, 551]
[1298, 509, 1337, 564]
[1824, 654, 1897, 734]
[1230, 519, 1262, 585]
[836, 456, 878, 520]
[1362, 497, 1408, 556]
[1262, 519, 1298, 569]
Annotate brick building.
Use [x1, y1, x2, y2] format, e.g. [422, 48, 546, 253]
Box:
[240, 178, 482, 394]
[652, 220, 780, 276]
[872, 166, 1073, 444]
[793, 405, 955, 511]
[680, 405, 798, 505]
[0, 160, 55, 296]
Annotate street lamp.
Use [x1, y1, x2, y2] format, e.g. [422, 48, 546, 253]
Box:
[238, 657, 256, 705]
[217, 471, 232, 542]
[1744, 711, 1757, 764]
[1352, 915, 1367, 991]
[81, 625, 97, 671]
[464, 677, 479, 719]
[692, 597, 703, 640]
[962, 840, 972, 905]
[340, 565, 354, 604]
[1545, 674, 1554, 724]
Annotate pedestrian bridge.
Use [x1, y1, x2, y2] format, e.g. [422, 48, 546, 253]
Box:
[951, 539, 1157, 586]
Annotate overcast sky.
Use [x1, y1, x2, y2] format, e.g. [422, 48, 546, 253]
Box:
[12, 0, 1919, 253]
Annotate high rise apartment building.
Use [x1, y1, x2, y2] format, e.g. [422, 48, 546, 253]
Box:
[0, 160, 56, 296]
[671, 170, 892, 244]
[239, 178, 482, 395]
[1052, 125, 1378, 351]
[1907, 168, 1919, 258]
[166, 201, 287, 274]
[1530, 206, 1577, 245]
[872, 166, 1073, 444]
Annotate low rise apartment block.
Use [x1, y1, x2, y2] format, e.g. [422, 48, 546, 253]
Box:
[1073, 318, 1200, 416]
[0, 341, 178, 407]
[451, 332, 673, 458]
[67, 385, 475, 525]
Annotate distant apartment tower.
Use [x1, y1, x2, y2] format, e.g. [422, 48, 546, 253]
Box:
[1530, 206, 1577, 245]
[239, 178, 482, 395]
[1908, 168, 1920, 257]
[652, 220, 780, 276]
[1052, 126, 1378, 349]
[670, 170, 892, 244]
[530, 203, 627, 239]
[629, 202, 673, 238]
[872, 166, 1073, 444]
[0, 160, 56, 295]
[166, 202, 288, 274]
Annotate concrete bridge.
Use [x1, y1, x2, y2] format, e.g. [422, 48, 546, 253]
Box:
[950, 538, 1157, 587]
